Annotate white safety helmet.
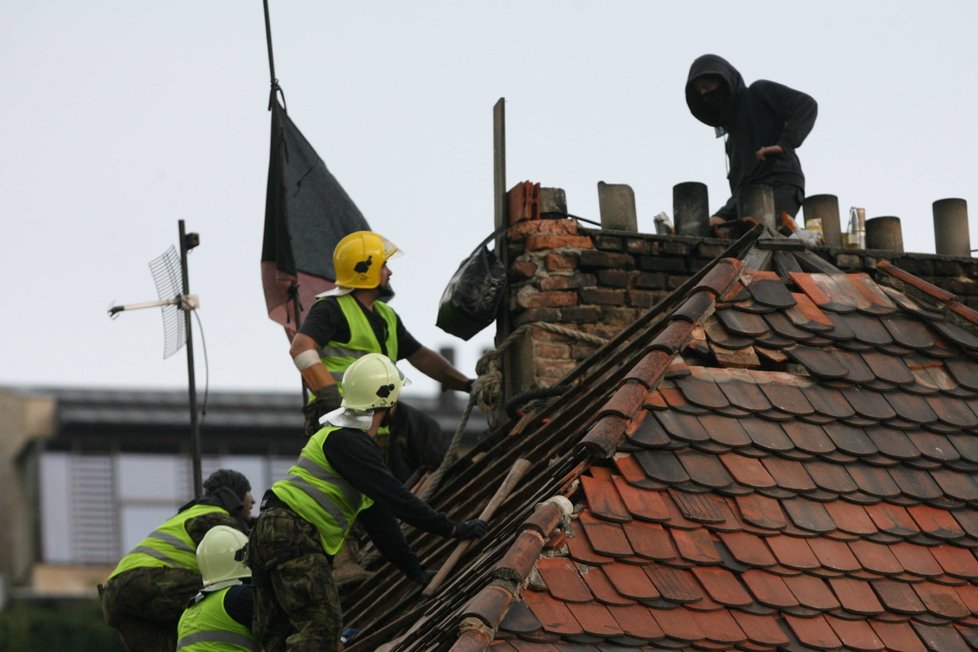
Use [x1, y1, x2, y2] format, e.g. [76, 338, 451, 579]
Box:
[340, 353, 407, 411]
[196, 525, 251, 591]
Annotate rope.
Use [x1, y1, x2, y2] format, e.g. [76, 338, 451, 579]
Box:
[416, 322, 608, 503]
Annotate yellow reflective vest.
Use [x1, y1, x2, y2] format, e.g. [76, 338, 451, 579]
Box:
[316, 294, 399, 388]
[108, 504, 228, 579]
[176, 586, 260, 651]
[271, 426, 373, 555]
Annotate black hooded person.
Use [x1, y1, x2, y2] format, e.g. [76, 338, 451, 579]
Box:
[685, 54, 817, 226]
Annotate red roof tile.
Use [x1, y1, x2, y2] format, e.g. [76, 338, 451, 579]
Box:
[536, 557, 592, 603]
[828, 577, 885, 615]
[826, 614, 886, 651]
[784, 613, 844, 649]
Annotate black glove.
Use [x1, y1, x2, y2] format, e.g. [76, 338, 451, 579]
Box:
[453, 519, 488, 540]
[302, 385, 342, 436]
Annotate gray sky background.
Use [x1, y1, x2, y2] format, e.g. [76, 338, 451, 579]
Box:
[2, 1, 976, 397]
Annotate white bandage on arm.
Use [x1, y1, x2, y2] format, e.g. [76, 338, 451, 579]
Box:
[293, 349, 321, 371]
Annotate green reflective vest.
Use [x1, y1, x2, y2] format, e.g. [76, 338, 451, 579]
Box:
[176, 586, 260, 651]
[109, 504, 228, 579]
[317, 294, 399, 388]
[271, 426, 373, 555]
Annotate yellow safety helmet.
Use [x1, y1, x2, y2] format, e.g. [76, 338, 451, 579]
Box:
[196, 525, 251, 590]
[341, 353, 408, 411]
[333, 231, 401, 289]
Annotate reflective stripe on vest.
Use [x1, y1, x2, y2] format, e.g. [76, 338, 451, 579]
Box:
[270, 426, 373, 555]
[176, 587, 260, 652]
[317, 294, 399, 386]
[109, 504, 228, 579]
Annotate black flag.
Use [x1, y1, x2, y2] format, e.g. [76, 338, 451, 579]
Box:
[260, 96, 370, 337]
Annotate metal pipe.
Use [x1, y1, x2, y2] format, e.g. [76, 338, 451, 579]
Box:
[866, 216, 904, 252]
[738, 185, 775, 228]
[802, 194, 842, 248]
[673, 182, 710, 236]
[933, 198, 971, 257]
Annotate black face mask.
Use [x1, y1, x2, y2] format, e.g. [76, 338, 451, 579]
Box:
[698, 87, 735, 127]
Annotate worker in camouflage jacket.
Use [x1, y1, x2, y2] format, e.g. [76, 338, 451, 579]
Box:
[247, 353, 488, 652]
[101, 469, 255, 652]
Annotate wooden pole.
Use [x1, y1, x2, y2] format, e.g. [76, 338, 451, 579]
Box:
[422, 458, 531, 597]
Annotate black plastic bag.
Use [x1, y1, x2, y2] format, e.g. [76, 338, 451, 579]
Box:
[436, 228, 507, 340]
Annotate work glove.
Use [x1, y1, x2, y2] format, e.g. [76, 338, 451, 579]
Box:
[302, 385, 342, 436]
[411, 569, 437, 586]
[453, 519, 489, 540]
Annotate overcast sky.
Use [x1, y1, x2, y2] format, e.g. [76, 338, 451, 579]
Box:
[2, 1, 976, 398]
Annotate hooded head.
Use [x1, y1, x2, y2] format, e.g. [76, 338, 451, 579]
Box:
[200, 469, 252, 515]
[685, 54, 745, 128]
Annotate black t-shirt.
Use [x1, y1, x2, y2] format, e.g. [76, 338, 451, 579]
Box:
[223, 583, 254, 627]
[299, 295, 422, 360]
[322, 426, 454, 582]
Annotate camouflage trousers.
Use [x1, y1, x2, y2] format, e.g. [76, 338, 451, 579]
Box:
[248, 505, 342, 652]
[100, 565, 201, 652]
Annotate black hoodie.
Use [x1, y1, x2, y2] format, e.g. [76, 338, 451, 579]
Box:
[685, 54, 817, 219]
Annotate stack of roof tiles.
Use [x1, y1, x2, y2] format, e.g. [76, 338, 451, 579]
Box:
[344, 237, 978, 652]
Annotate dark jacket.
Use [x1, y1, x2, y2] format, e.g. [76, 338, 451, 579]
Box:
[685, 54, 817, 219]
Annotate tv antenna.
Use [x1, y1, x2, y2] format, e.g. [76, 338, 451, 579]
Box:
[108, 220, 205, 498]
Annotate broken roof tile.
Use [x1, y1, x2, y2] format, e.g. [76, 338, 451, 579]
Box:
[565, 519, 613, 566]
[577, 565, 634, 608]
[610, 474, 671, 522]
